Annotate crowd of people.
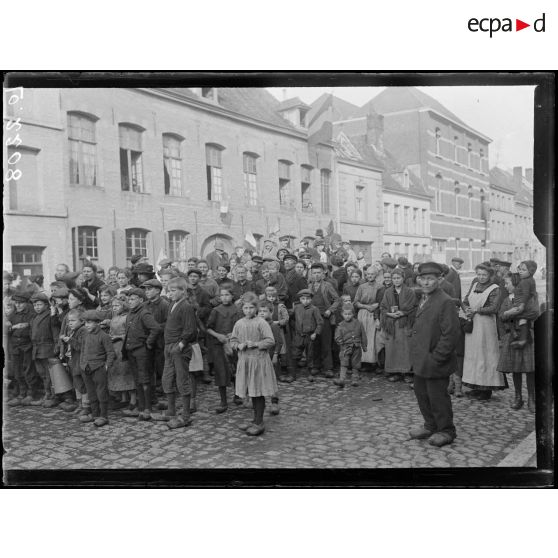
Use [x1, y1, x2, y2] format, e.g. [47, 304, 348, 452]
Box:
[3, 229, 541, 445]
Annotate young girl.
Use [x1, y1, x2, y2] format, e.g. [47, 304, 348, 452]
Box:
[497, 272, 536, 412]
[380, 268, 417, 383]
[230, 293, 278, 436]
[342, 269, 363, 302]
[97, 285, 117, 326]
[116, 268, 133, 296]
[505, 260, 539, 349]
[110, 295, 137, 413]
[206, 286, 243, 413]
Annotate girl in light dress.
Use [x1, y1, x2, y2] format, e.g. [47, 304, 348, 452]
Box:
[230, 293, 277, 436]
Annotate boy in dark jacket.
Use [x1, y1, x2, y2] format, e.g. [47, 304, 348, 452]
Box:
[7, 291, 38, 406]
[123, 288, 161, 421]
[292, 289, 323, 381]
[79, 310, 116, 427]
[30, 292, 61, 407]
[334, 302, 367, 388]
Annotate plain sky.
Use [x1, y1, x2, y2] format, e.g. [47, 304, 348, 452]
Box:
[268, 86, 535, 172]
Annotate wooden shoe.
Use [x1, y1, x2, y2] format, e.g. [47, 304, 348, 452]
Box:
[238, 422, 254, 431]
[43, 398, 60, 408]
[8, 397, 23, 407]
[138, 411, 152, 421]
[79, 414, 94, 423]
[152, 412, 175, 422]
[333, 379, 345, 388]
[428, 432, 454, 447]
[409, 426, 434, 440]
[233, 395, 243, 406]
[387, 374, 401, 383]
[269, 403, 280, 415]
[214, 405, 228, 414]
[324, 370, 334, 378]
[21, 395, 34, 406]
[278, 375, 289, 383]
[510, 396, 524, 410]
[94, 417, 109, 427]
[122, 406, 140, 417]
[60, 401, 78, 412]
[167, 417, 192, 429]
[246, 423, 265, 436]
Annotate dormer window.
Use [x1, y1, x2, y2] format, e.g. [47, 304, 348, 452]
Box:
[277, 97, 311, 128]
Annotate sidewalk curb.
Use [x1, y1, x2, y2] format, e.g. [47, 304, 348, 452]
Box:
[497, 430, 537, 467]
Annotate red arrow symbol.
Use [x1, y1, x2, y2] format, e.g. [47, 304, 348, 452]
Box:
[516, 19, 530, 31]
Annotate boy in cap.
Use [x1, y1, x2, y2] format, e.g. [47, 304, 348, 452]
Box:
[408, 262, 460, 447]
[334, 302, 367, 387]
[7, 291, 39, 406]
[79, 310, 116, 427]
[308, 263, 339, 379]
[143, 279, 170, 405]
[123, 287, 161, 420]
[29, 292, 61, 407]
[292, 289, 323, 381]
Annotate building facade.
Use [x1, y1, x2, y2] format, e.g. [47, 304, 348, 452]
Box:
[4, 87, 342, 279]
[361, 87, 492, 270]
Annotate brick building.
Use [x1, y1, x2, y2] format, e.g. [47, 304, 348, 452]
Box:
[4, 87, 342, 279]
[309, 94, 431, 263]
[359, 87, 492, 270]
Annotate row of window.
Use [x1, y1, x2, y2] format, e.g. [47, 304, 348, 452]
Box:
[434, 127, 488, 172]
[383, 204, 428, 236]
[432, 174, 485, 217]
[490, 190, 514, 212]
[66, 112, 332, 213]
[73, 226, 188, 263]
[490, 219, 514, 241]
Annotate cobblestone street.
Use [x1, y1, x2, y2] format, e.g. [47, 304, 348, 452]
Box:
[3, 372, 536, 470]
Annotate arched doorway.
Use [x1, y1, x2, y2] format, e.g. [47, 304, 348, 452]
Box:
[200, 233, 234, 258]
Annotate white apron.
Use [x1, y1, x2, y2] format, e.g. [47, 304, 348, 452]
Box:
[463, 283, 505, 388]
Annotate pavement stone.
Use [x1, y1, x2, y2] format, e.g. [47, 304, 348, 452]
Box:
[3, 372, 536, 469]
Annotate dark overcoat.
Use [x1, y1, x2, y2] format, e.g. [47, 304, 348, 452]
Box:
[409, 288, 460, 379]
[445, 267, 462, 300]
[30, 309, 60, 359]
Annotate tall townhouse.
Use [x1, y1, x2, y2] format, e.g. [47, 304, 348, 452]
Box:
[489, 167, 519, 262]
[4, 87, 337, 278]
[360, 87, 492, 270]
[309, 94, 431, 263]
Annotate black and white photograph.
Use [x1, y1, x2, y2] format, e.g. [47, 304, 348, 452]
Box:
[2, 73, 553, 482]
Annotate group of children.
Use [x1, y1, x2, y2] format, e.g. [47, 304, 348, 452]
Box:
[4, 250, 541, 438]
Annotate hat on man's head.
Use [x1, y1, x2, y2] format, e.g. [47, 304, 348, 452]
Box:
[130, 254, 143, 265]
[283, 254, 298, 263]
[279, 235, 290, 242]
[310, 262, 325, 271]
[397, 256, 409, 266]
[82, 310, 103, 322]
[451, 257, 464, 264]
[300, 252, 312, 259]
[251, 255, 263, 264]
[330, 255, 344, 267]
[128, 287, 147, 300]
[314, 239, 325, 247]
[214, 240, 225, 250]
[263, 238, 276, 245]
[141, 279, 163, 290]
[135, 263, 155, 276]
[262, 256, 276, 263]
[417, 261, 444, 277]
[158, 258, 173, 269]
[12, 290, 31, 302]
[186, 268, 202, 278]
[50, 281, 69, 298]
[30, 292, 50, 303]
[297, 289, 313, 298]
[381, 257, 398, 268]
[315, 229, 324, 237]
[489, 258, 499, 265]
[497, 260, 512, 268]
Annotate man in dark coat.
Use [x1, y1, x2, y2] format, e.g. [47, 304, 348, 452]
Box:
[445, 257, 463, 301]
[408, 262, 461, 447]
[206, 240, 229, 274]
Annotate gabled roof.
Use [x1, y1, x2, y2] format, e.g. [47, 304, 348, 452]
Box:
[277, 96, 311, 112]
[308, 93, 360, 126]
[490, 167, 518, 194]
[165, 87, 297, 131]
[349, 135, 431, 199]
[358, 87, 490, 142]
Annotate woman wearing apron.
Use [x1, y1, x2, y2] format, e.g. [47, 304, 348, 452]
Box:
[462, 264, 507, 400]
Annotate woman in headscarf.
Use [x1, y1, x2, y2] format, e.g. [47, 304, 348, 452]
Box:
[354, 267, 381, 370]
[380, 268, 418, 383]
[462, 263, 507, 400]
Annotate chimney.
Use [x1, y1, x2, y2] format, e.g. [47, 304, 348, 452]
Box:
[366, 111, 384, 151]
[513, 166, 523, 188]
[525, 168, 533, 183]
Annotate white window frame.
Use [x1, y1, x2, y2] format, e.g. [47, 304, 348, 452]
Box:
[68, 112, 97, 187]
